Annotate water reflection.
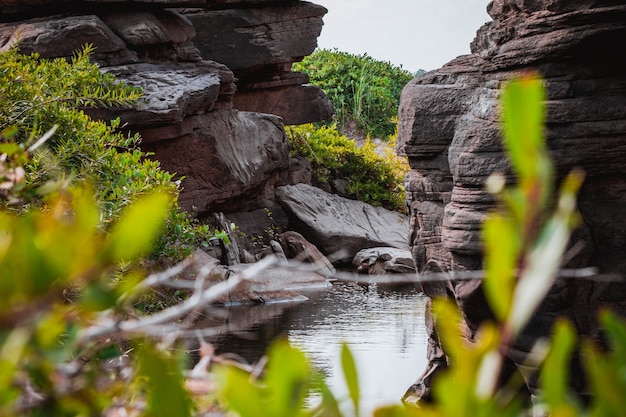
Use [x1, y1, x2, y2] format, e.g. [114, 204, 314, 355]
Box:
[208, 281, 428, 413]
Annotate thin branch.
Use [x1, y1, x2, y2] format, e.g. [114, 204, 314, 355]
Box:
[77, 255, 279, 344]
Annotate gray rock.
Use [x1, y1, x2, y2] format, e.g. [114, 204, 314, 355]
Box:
[353, 247, 415, 275]
[87, 61, 234, 128]
[276, 183, 409, 265]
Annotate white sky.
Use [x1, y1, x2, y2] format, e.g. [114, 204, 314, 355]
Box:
[314, 0, 492, 73]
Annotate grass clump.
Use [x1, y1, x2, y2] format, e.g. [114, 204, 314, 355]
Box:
[293, 48, 419, 140]
[287, 123, 409, 213]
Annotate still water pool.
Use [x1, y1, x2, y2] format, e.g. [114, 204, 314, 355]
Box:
[207, 281, 429, 414]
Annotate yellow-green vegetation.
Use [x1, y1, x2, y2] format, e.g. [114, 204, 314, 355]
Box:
[0, 185, 195, 416]
[287, 123, 409, 213]
[0, 44, 212, 259]
[293, 48, 417, 140]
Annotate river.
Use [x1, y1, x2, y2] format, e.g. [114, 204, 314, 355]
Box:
[202, 280, 428, 414]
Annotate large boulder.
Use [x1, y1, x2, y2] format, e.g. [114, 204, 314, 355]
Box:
[141, 110, 289, 213]
[398, 0, 626, 405]
[276, 183, 409, 265]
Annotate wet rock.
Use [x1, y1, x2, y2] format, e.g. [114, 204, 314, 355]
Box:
[278, 231, 336, 277]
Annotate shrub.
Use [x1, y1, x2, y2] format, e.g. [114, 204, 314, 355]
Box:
[293, 48, 417, 140]
[286, 123, 409, 213]
[0, 44, 209, 260]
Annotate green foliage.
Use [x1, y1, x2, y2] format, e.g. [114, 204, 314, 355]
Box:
[215, 338, 316, 417]
[0, 186, 174, 415]
[286, 123, 408, 212]
[0, 44, 210, 259]
[293, 49, 416, 139]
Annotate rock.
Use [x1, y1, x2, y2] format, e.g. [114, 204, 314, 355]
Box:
[141, 110, 289, 213]
[183, 2, 326, 74]
[217, 262, 330, 305]
[181, 2, 334, 124]
[181, 249, 329, 305]
[233, 84, 334, 125]
[278, 231, 336, 277]
[398, 0, 626, 405]
[0, 0, 332, 217]
[86, 61, 235, 128]
[276, 183, 409, 265]
[353, 247, 415, 275]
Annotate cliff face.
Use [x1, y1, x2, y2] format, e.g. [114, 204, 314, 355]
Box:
[398, 0, 626, 403]
[0, 0, 334, 214]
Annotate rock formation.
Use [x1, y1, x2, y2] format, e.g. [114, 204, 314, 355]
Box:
[276, 183, 410, 265]
[398, 0, 626, 405]
[0, 0, 333, 215]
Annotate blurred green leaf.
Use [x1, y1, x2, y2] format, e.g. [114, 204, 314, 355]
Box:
[105, 190, 171, 262]
[501, 73, 546, 182]
[341, 342, 360, 417]
[483, 214, 519, 322]
[135, 341, 192, 417]
[540, 319, 579, 414]
[265, 338, 311, 417]
[214, 364, 264, 417]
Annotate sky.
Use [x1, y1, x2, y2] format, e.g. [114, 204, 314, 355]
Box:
[313, 0, 492, 73]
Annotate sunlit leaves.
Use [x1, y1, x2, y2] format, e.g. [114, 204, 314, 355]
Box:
[215, 338, 314, 417]
[136, 341, 192, 417]
[294, 48, 415, 139]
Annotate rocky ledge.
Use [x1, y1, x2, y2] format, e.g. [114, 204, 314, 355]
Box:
[0, 0, 413, 304]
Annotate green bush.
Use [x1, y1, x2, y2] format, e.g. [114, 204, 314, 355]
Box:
[286, 123, 409, 213]
[0, 44, 209, 260]
[293, 48, 417, 140]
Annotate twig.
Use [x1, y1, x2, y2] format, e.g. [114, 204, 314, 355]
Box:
[77, 255, 279, 344]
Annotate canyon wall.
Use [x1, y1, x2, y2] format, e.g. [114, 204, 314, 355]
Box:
[398, 0, 626, 404]
[0, 0, 333, 215]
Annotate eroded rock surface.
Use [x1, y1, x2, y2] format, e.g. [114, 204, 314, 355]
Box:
[398, 0, 626, 404]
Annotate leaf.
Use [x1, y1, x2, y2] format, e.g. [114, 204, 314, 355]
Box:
[264, 338, 311, 417]
[501, 73, 546, 182]
[341, 342, 360, 417]
[540, 319, 579, 413]
[213, 364, 265, 417]
[482, 214, 519, 322]
[105, 190, 171, 262]
[135, 341, 192, 417]
[507, 169, 584, 336]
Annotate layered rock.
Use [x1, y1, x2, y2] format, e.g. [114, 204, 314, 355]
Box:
[398, 0, 626, 404]
[0, 0, 333, 214]
[181, 1, 334, 124]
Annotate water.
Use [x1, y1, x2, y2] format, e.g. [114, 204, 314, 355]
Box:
[203, 281, 429, 414]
